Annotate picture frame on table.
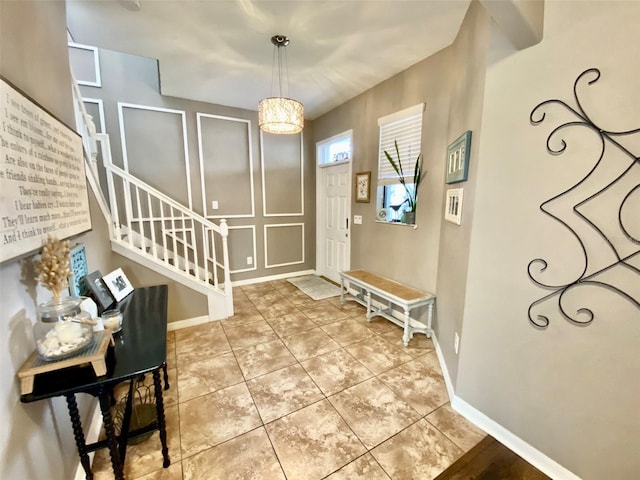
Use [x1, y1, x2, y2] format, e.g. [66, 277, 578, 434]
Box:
[102, 268, 134, 302]
[445, 130, 472, 184]
[68, 243, 88, 297]
[355, 171, 371, 203]
[82, 270, 115, 311]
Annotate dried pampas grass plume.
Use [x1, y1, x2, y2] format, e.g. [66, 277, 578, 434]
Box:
[34, 236, 71, 299]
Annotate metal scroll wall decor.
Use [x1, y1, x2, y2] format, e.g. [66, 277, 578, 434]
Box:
[527, 68, 640, 328]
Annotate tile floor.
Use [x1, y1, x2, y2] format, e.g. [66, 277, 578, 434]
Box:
[91, 279, 486, 480]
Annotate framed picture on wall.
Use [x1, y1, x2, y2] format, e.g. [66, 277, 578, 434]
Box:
[444, 188, 464, 225]
[355, 171, 371, 203]
[445, 130, 472, 184]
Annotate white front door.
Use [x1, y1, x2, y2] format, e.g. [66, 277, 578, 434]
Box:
[319, 162, 351, 283]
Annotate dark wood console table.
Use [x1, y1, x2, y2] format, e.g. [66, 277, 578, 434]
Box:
[20, 285, 171, 480]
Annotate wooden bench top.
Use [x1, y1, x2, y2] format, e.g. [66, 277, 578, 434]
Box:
[341, 269, 434, 303]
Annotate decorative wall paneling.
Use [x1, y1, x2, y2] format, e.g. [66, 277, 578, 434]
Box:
[68, 42, 101, 87]
[82, 98, 108, 194]
[264, 223, 305, 268]
[82, 98, 106, 133]
[260, 131, 304, 216]
[117, 102, 193, 210]
[227, 225, 257, 273]
[71, 42, 314, 284]
[196, 113, 255, 218]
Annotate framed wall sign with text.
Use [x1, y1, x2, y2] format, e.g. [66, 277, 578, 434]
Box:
[0, 78, 92, 263]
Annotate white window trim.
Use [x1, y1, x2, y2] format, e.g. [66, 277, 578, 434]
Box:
[377, 103, 425, 127]
[377, 103, 425, 185]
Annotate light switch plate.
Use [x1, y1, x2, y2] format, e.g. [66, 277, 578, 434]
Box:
[354, 215, 362, 225]
[211, 200, 219, 210]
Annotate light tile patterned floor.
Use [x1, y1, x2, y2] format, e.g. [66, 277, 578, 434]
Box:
[91, 279, 486, 480]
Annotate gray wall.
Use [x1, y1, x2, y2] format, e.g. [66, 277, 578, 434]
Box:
[313, 0, 640, 478]
[458, 2, 640, 478]
[312, 1, 490, 379]
[0, 1, 113, 478]
[311, 38, 450, 295]
[435, 0, 490, 385]
[76, 47, 316, 297]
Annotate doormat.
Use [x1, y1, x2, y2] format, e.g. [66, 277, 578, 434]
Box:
[287, 275, 342, 301]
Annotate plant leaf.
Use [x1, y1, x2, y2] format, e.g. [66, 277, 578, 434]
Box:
[413, 153, 421, 186]
[384, 150, 405, 186]
[394, 140, 405, 179]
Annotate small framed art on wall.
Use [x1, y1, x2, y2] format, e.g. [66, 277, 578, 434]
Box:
[355, 171, 371, 203]
[446, 131, 472, 184]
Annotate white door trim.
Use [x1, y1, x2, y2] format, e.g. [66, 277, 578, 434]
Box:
[316, 131, 353, 280]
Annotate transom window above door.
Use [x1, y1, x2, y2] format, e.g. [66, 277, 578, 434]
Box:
[318, 132, 351, 165]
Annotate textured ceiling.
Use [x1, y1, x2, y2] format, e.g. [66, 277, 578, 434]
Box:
[67, 0, 471, 120]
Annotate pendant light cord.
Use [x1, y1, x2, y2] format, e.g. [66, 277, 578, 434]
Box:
[269, 38, 292, 99]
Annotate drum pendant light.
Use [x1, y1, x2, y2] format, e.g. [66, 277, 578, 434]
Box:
[258, 35, 304, 134]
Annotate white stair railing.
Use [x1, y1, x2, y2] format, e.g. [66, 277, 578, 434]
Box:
[101, 150, 231, 293]
[71, 73, 233, 317]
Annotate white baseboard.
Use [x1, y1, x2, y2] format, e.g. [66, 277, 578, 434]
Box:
[430, 331, 456, 401]
[167, 315, 216, 331]
[167, 270, 317, 331]
[231, 269, 315, 287]
[73, 401, 103, 480]
[451, 396, 582, 480]
[431, 333, 581, 480]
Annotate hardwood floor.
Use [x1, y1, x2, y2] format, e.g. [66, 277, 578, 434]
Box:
[435, 435, 550, 480]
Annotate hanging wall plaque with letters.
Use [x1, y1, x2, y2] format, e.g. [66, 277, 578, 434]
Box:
[0, 78, 92, 263]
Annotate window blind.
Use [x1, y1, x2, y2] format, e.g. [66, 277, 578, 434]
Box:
[377, 103, 424, 185]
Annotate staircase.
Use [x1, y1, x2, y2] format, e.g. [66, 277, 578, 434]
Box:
[72, 77, 233, 320]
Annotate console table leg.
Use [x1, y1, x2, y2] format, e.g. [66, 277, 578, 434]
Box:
[98, 393, 124, 480]
[162, 363, 170, 390]
[366, 291, 372, 321]
[340, 278, 345, 304]
[153, 369, 171, 468]
[65, 394, 93, 480]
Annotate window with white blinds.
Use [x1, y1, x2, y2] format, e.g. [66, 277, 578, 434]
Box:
[377, 103, 425, 185]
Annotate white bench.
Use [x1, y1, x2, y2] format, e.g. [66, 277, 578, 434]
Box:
[339, 269, 435, 346]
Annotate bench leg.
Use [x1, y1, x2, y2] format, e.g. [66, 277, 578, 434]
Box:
[426, 301, 434, 338]
[365, 290, 372, 321]
[402, 307, 411, 347]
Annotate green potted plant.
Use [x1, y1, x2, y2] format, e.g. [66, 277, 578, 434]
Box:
[384, 140, 425, 224]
